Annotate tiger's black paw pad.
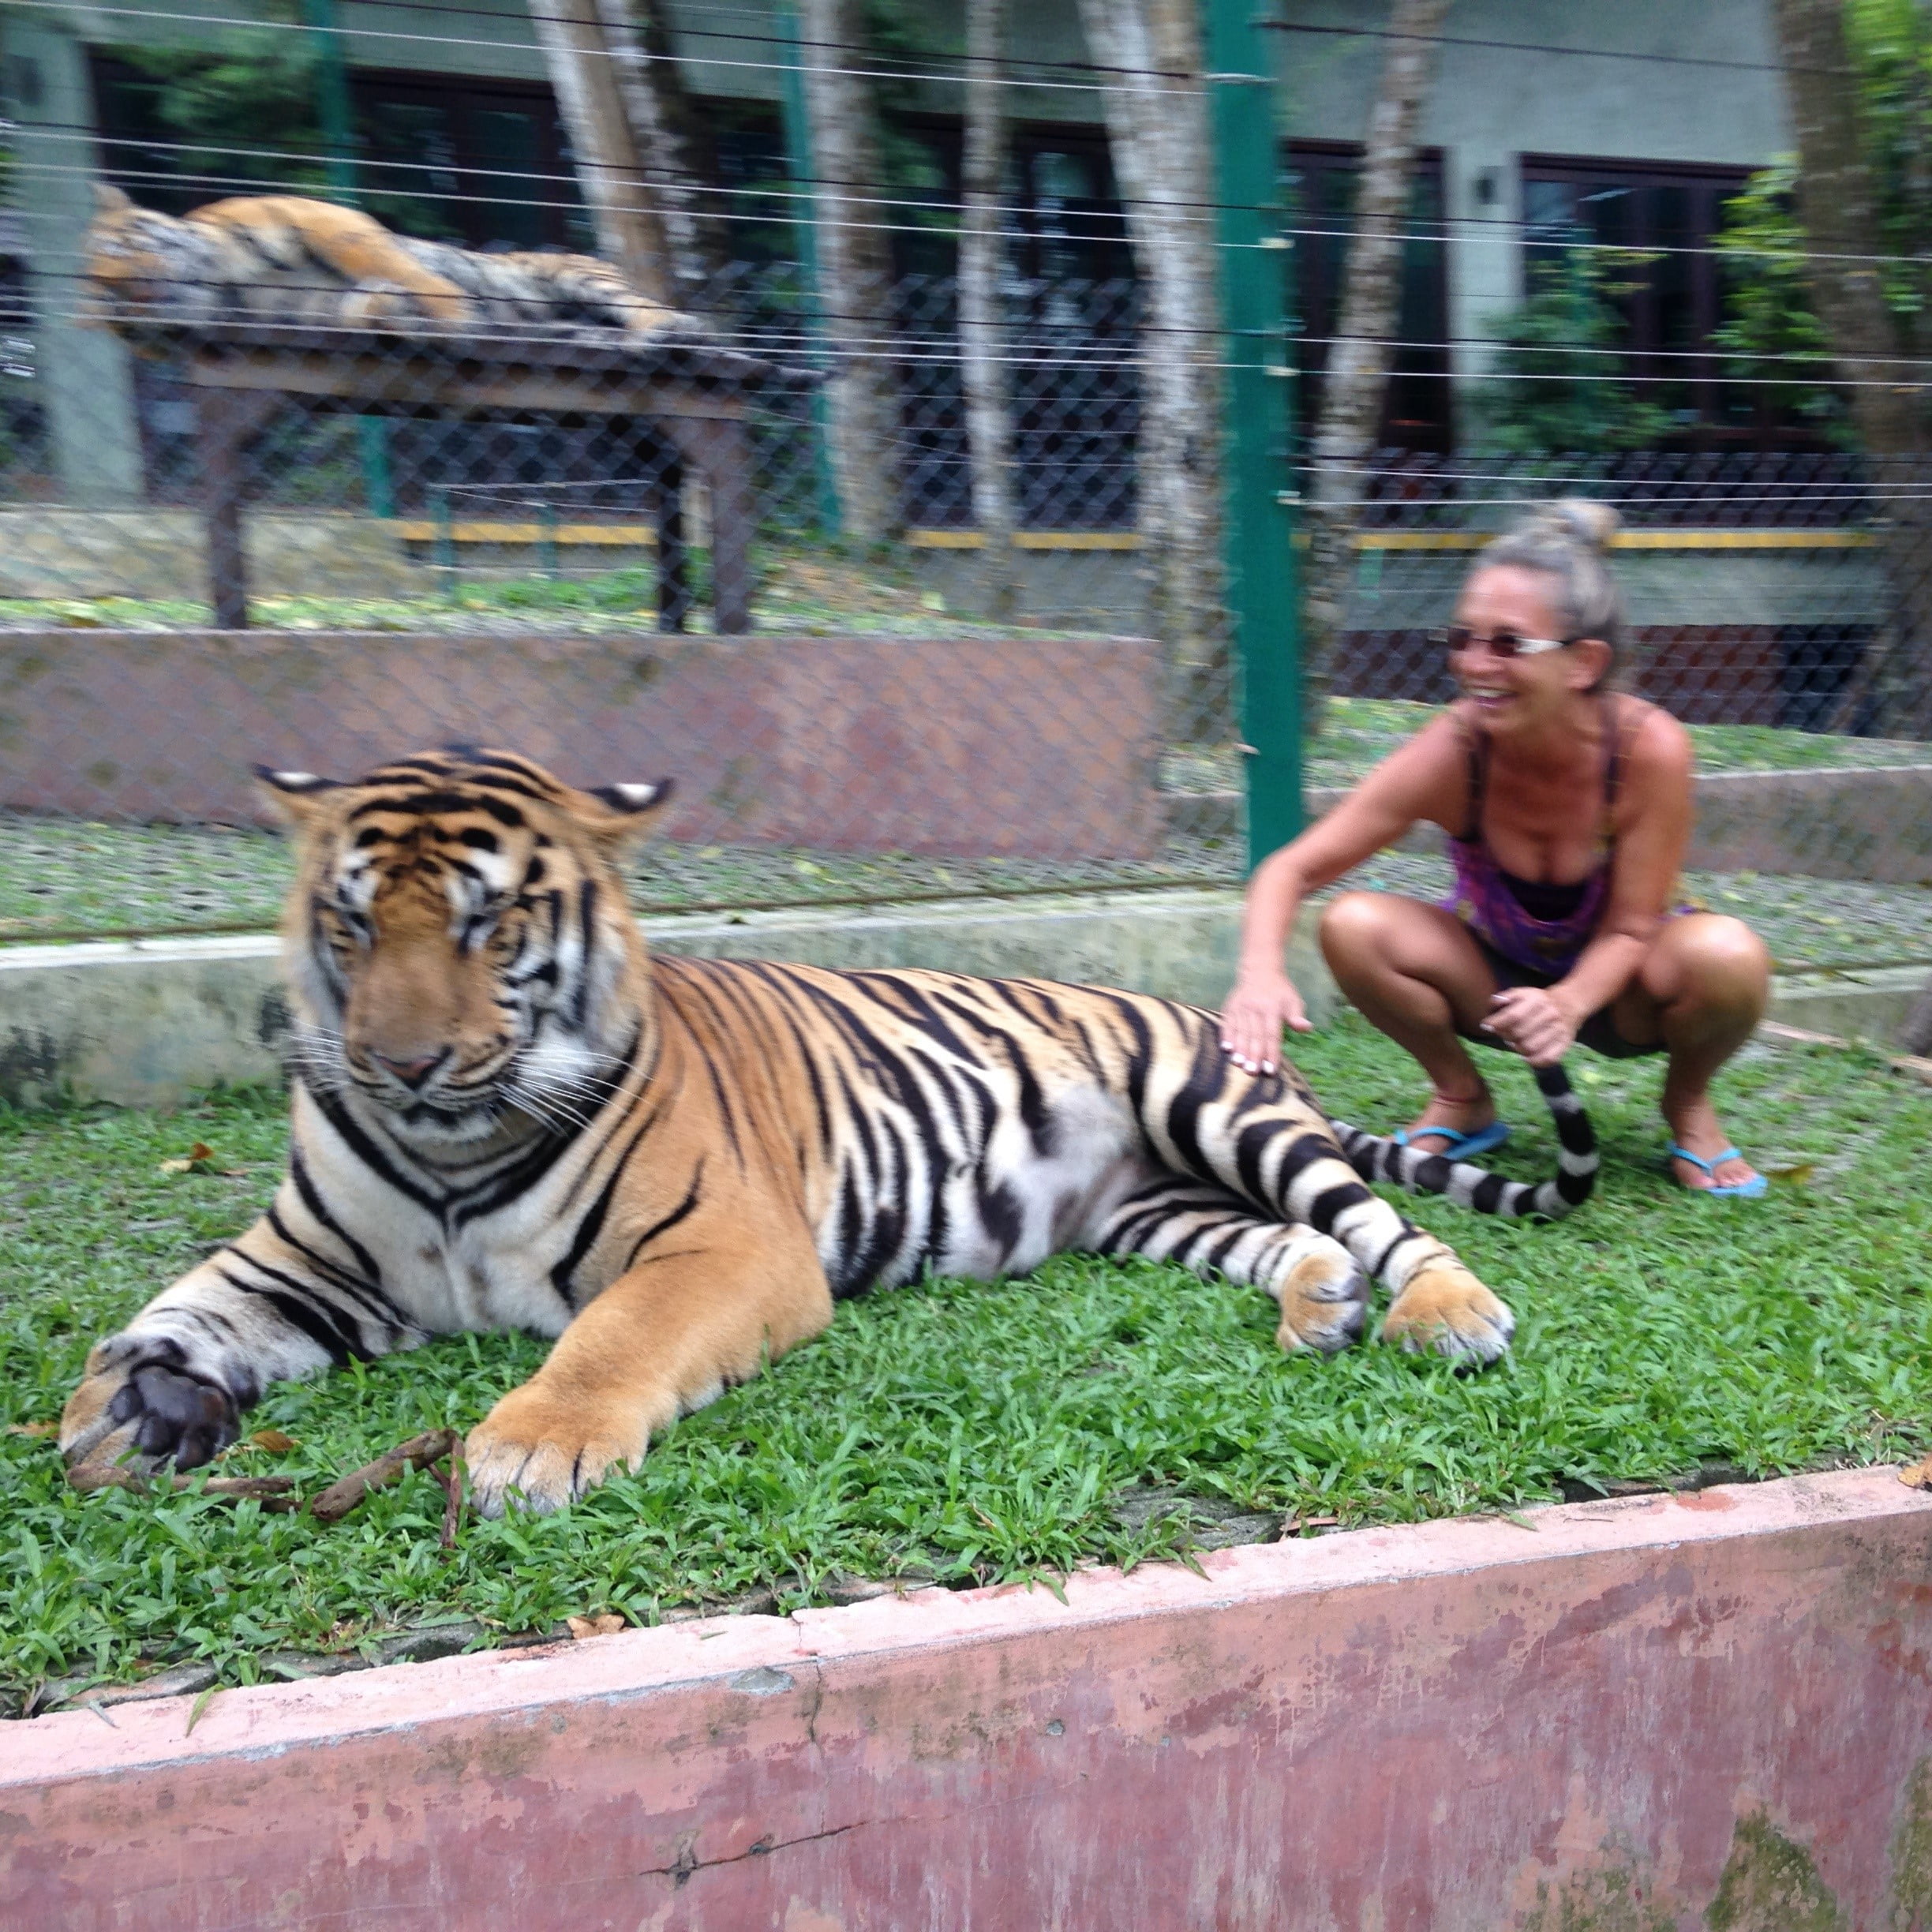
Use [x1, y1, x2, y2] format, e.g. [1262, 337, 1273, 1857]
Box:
[107, 1365, 239, 1470]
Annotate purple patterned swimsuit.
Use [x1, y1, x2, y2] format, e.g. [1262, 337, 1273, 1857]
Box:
[1443, 694, 1625, 979]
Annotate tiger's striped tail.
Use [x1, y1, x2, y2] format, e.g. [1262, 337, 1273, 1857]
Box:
[1328, 1063, 1598, 1221]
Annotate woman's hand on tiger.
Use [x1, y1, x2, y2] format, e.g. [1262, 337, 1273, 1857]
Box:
[1219, 969, 1313, 1075]
[1483, 986, 1579, 1068]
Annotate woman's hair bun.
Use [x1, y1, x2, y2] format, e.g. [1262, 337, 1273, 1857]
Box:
[1477, 496, 1627, 679]
[1537, 497, 1620, 552]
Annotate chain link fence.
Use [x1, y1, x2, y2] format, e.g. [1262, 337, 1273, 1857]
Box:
[2, 212, 1930, 961]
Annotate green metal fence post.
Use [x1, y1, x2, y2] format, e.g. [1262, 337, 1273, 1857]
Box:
[300, 0, 394, 522]
[432, 486, 456, 599]
[1206, 0, 1302, 871]
[774, 2, 842, 538]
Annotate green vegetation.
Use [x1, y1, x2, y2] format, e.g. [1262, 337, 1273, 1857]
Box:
[1711, 162, 1851, 447]
[1307, 697, 1932, 784]
[1473, 249, 1675, 456]
[104, 4, 331, 203]
[0, 539, 1015, 639]
[3, 1019, 1928, 1711]
[1712, 0, 1932, 447]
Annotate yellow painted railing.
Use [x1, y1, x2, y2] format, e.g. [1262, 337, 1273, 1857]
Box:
[384, 522, 1880, 552]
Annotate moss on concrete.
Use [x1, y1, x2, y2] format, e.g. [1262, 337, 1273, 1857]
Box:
[1706, 1814, 1843, 1932]
[1890, 1757, 1932, 1932]
[1521, 1864, 1675, 1932]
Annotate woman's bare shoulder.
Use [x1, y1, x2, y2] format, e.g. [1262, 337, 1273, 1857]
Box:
[1354, 705, 1471, 824]
[1383, 704, 1470, 771]
[1618, 696, 1694, 777]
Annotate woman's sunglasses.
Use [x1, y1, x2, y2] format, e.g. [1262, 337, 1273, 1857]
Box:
[1430, 625, 1575, 660]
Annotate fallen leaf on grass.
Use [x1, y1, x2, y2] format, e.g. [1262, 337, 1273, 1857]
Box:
[159, 1143, 216, 1175]
[6, 1421, 57, 1438]
[247, 1428, 298, 1454]
[567, 1613, 626, 1641]
[1765, 1163, 1816, 1188]
[1899, 1455, 1932, 1491]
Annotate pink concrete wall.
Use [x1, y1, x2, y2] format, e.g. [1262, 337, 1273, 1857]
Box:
[0, 631, 1164, 859]
[6, 1468, 1931, 1930]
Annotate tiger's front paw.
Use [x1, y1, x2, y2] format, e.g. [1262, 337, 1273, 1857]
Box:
[1380, 1263, 1515, 1365]
[465, 1385, 645, 1517]
[61, 1339, 240, 1480]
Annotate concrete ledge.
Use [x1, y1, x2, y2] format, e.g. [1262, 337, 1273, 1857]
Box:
[1763, 964, 1932, 1044]
[7, 1467, 1930, 1929]
[1, 892, 1919, 1109]
[1173, 764, 1932, 882]
[0, 893, 1332, 1109]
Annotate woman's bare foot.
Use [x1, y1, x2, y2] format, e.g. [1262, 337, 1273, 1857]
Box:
[1663, 1093, 1759, 1190]
[1400, 1085, 1498, 1150]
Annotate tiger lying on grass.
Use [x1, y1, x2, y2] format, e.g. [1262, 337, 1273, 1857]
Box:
[85, 185, 692, 341]
[62, 751, 1596, 1517]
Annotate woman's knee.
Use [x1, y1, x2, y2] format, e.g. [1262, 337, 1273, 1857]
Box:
[1318, 892, 1409, 974]
[1648, 915, 1770, 1010]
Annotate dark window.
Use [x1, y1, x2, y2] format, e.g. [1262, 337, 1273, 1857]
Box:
[1519, 156, 1788, 447]
[1285, 142, 1451, 453]
[350, 73, 588, 251]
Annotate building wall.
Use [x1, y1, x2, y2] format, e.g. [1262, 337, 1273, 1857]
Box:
[1271, 0, 1790, 382]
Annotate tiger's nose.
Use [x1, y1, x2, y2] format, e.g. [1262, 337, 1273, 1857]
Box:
[373, 1048, 447, 1089]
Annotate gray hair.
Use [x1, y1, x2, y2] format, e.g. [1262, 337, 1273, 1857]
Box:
[1474, 500, 1625, 682]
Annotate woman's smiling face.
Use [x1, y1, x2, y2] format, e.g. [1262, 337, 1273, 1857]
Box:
[1451, 564, 1603, 734]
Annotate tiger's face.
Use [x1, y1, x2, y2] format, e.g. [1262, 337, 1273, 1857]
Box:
[84, 184, 229, 314]
[259, 751, 669, 1148]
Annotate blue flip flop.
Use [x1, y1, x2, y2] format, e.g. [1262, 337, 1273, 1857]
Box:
[1394, 1120, 1511, 1161]
[1666, 1143, 1768, 1200]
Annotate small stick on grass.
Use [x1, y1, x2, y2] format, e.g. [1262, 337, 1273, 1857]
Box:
[306, 1430, 459, 1526]
[439, 1433, 466, 1548]
[68, 1468, 301, 1512]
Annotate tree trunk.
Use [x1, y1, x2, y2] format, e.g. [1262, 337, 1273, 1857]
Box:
[526, 0, 675, 305]
[593, 0, 723, 305]
[960, 0, 1018, 620]
[1303, 0, 1448, 737]
[798, 0, 902, 543]
[1773, 0, 1932, 738]
[1075, 0, 1228, 736]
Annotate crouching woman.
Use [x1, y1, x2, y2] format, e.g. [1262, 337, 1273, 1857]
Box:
[1220, 500, 1771, 1196]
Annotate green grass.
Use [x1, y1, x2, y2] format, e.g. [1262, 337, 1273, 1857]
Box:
[0, 542, 1059, 642]
[1305, 698, 1931, 788]
[3, 1017, 1930, 1711]
[0, 814, 1241, 945]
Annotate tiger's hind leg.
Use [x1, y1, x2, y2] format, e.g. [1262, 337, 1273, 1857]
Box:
[1089, 1175, 1370, 1354]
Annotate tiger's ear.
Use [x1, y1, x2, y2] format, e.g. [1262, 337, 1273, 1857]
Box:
[93, 182, 136, 216]
[572, 777, 675, 847]
[253, 764, 344, 829]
